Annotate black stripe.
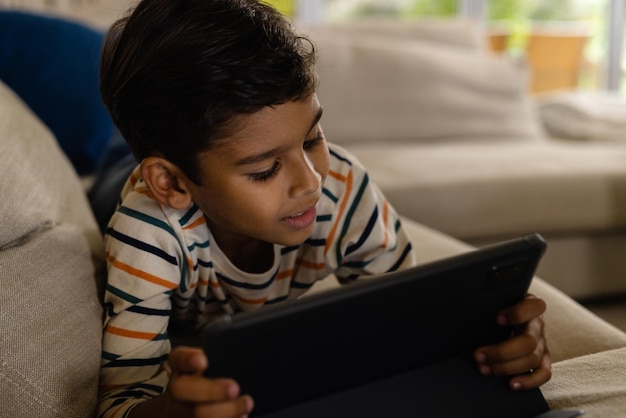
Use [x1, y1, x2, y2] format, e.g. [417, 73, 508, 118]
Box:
[127, 305, 171, 316]
[387, 242, 413, 273]
[346, 206, 378, 255]
[107, 228, 178, 266]
[103, 354, 168, 368]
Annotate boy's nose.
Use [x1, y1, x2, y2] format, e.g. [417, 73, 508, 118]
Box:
[288, 153, 321, 198]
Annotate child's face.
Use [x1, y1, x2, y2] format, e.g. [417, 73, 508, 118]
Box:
[185, 94, 329, 249]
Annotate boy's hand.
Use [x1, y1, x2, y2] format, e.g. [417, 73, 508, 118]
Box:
[474, 294, 552, 391]
[131, 346, 254, 418]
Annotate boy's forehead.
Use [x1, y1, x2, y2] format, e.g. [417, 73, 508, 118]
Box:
[227, 96, 320, 136]
[208, 98, 322, 153]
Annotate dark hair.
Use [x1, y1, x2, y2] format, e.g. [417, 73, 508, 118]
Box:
[100, 0, 317, 185]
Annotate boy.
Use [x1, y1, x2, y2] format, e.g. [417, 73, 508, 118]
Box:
[97, 1, 551, 417]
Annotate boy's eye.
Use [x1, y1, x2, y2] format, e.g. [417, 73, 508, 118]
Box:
[303, 133, 324, 150]
[249, 161, 280, 182]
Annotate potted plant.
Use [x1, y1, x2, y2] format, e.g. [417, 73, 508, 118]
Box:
[524, 0, 596, 93]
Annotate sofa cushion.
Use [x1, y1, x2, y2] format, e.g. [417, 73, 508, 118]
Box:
[0, 80, 104, 417]
[544, 347, 626, 416]
[307, 26, 544, 145]
[307, 18, 486, 50]
[347, 140, 626, 240]
[0, 10, 113, 174]
[536, 90, 626, 142]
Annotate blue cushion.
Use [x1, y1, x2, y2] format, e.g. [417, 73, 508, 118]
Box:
[0, 10, 113, 174]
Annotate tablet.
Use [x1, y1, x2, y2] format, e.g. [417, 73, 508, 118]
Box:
[197, 233, 547, 415]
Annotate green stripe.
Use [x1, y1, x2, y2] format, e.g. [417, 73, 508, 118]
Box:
[118, 205, 189, 291]
[107, 284, 142, 304]
[336, 172, 369, 264]
[323, 187, 338, 203]
[188, 240, 210, 252]
[118, 206, 178, 240]
[102, 350, 120, 361]
[179, 204, 199, 226]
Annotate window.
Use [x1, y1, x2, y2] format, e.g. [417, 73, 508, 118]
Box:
[290, 0, 624, 93]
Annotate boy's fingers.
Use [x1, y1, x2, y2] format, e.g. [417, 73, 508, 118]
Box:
[168, 375, 241, 402]
[498, 294, 546, 325]
[476, 332, 539, 365]
[195, 395, 255, 418]
[168, 346, 208, 374]
[509, 355, 553, 390]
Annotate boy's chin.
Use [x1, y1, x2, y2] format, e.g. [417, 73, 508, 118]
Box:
[272, 229, 315, 247]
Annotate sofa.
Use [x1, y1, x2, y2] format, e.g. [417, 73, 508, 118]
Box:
[1, 9, 626, 418]
[304, 19, 626, 301]
[8, 0, 626, 304]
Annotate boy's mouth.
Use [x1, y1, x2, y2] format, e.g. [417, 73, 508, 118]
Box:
[283, 206, 317, 230]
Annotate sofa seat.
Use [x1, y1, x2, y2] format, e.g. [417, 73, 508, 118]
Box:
[345, 139, 626, 300]
[350, 140, 626, 240]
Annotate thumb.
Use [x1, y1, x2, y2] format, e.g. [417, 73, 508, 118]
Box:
[168, 346, 208, 375]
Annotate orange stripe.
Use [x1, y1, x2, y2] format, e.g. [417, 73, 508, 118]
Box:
[107, 254, 178, 290]
[328, 170, 347, 182]
[381, 199, 389, 249]
[183, 216, 206, 230]
[276, 269, 293, 280]
[231, 293, 267, 305]
[296, 258, 326, 270]
[136, 187, 153, 199]
[186, 257, 194, 271]
[325, 169, 353, 255]
[129, 171, 138, 186]
[106, 325, 158, 340]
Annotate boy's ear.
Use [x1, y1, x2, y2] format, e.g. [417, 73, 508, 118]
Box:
[140, 157, 192, 210]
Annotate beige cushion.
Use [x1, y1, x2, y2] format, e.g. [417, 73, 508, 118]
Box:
[0, 81, 104, 417]
[347, 140, 626, 240]
[303, 18, 486, 50]
[537, 90, 626, 142]
[305, 27, 543, 145]
[544, 347, 626, 416]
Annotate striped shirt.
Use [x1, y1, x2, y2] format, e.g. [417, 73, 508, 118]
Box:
[98, 143, 415, 417]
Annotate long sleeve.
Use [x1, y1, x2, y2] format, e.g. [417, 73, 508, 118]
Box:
[98, 194, 187, 417]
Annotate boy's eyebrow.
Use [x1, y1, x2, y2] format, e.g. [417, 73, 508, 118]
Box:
[236, 106, 324, 166]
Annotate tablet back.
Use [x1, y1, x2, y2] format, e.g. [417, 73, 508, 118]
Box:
[198, 233, 547, 416]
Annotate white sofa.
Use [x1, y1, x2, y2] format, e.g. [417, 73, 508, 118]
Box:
[2, 11, 626, 418]
[306, 19, 626, 301]
[11, 0, 626, 302]
[2, 79, 626, 416]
